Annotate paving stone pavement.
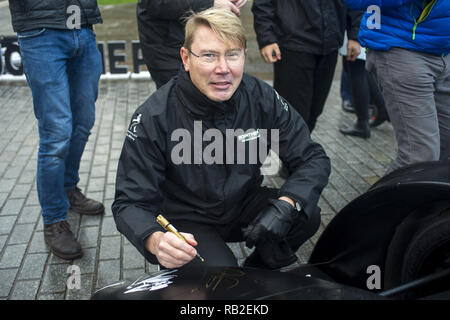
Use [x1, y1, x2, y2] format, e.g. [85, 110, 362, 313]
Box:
[0, 76, 396, 300]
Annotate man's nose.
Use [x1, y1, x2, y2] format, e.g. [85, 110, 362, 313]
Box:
[214, 55, 230, 73]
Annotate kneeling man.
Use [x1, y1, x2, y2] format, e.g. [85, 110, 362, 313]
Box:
[112, 8, 331, 270]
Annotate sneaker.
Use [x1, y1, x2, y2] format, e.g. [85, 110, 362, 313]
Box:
[44, 220, 82, 260]
[66, 187, 105, 215]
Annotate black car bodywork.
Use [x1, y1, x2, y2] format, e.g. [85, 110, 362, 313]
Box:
[92, 160, 450, 300]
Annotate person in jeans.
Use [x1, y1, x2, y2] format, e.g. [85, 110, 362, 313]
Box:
[340, 69, 354, 113]
[345, 0, 450, 174]
[9, 0, 105, 260]
[251, 0, 362, 133]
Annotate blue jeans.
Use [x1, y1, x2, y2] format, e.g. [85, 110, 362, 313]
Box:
[340, 68, 352, 102]
[18, 28, 102, 224]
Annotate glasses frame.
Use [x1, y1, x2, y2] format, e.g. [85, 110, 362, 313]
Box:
[187, 48, 245, 66]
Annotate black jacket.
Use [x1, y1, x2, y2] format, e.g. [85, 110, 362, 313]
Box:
[137, 0, 213, 70]
[112, 68, 331, 262]
[252, 0, 362, 55]
[8, 0, 102, 32]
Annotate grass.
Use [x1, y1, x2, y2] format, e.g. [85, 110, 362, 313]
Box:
[98, 0, 137, 5]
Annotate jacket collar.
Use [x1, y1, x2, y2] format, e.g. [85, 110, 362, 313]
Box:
[174, 67, 241, 120]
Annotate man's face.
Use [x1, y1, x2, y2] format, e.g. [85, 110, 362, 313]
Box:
[181, 25, 245, 102]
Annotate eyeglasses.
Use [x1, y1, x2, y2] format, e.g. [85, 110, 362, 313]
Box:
[188, 48, 245, 67]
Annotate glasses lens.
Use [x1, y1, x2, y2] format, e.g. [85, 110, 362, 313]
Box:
[196, 50, 244, 66]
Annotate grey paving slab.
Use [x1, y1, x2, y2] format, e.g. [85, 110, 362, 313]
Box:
[78, 226, 100, 249]
[18, 253, 48, 280]
[8, 223, 34, 245]
[0, 243, 27, 269]
[95, 259, 121, 290]
[40, 263, 71, 294]
[123, 243, 146, 270]
[10, 279, 40, 300]
[0, 268, 18, 298]
[99, 236, 121, 260]
[75, 247, 98, 275]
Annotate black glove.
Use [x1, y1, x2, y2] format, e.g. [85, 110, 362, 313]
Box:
[243, 198, 306, 249]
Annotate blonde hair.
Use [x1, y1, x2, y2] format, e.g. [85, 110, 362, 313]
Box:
[183, 7, 246, 50]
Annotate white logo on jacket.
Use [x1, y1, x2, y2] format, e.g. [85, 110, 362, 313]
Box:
[127, 113, 142, 141]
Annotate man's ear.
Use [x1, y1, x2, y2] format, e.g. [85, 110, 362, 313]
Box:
[180, 47, 190, 72]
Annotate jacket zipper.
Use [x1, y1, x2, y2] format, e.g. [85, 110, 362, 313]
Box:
[411, 0, 438, 40]
[221, 112, 228, 215]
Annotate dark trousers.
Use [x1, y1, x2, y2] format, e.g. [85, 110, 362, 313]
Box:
[169, 187, 320, 268]
[343, 57, 386, 123]
[343, 58, 370, 122]
[274, 49, 338, 133]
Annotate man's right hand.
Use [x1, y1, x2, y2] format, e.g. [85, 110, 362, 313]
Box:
[260, 43, 281, 63]
[214, 0, 247, 16]
[146, 231, 198, 269]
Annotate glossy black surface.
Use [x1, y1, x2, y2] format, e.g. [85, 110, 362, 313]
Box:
[310, 160, 450, 289]
[91, 265, 384, 300]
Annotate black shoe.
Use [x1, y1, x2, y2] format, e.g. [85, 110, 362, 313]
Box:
[340, 121, 370, 139]
[44, 220, 82, 260]
[342, 100, 355, 113]
[66, 187, 105, 215]
[370, 106, 390, 127]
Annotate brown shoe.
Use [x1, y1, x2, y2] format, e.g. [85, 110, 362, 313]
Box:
[44, 220, 82, 260]
[66, 187, 105, 215]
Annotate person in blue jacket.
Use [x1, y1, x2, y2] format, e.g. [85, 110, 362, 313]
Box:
[344, 0, 450, 175]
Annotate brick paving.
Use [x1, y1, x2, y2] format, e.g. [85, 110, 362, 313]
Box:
[0, 77, 396, 300]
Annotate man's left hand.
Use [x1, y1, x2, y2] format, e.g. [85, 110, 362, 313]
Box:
[243, 198, 305, 249]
